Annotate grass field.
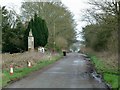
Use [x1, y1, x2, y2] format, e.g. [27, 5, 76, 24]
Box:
[2, 54, 62, 88]
[90, 55, 119, 89]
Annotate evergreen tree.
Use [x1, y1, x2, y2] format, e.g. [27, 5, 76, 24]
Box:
[2, 6, 25, 53]
[24, 13, 48, 50]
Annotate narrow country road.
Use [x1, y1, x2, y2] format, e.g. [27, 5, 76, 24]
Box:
[5, 53, 108, 89]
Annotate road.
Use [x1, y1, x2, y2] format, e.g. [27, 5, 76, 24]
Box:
[6, 53, 108, 89]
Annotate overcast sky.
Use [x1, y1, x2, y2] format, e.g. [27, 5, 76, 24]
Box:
[0, 0, 91, 40]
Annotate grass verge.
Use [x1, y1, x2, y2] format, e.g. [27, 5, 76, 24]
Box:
[89, 55, 119, 89]
[2, 54, 62, 88]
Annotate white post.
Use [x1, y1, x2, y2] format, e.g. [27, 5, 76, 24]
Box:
[28, 61, 32, 68]
[10, 65, 13, 75]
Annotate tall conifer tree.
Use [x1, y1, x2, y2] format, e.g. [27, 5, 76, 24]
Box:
[24, 13, 48, 50]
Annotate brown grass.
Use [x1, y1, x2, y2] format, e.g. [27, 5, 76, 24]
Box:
[80, 47, 118, 72]
[2, 51, 56, 70]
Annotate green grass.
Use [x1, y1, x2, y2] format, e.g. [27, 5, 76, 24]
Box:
[89, 55, 119, 89]
[2, 54, 62, 87]
[103, 73, 119, 88]
[90, 56, 105, 73]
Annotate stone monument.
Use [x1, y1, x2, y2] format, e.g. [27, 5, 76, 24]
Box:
[28, 29, 34, 51]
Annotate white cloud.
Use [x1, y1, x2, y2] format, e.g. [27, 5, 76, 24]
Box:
[62, 0, 91, 40]
[0, 0, 22, 14]
[62, 0, 89, 14]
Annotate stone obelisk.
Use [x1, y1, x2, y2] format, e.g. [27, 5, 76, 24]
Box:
[28, 29, 34, 51]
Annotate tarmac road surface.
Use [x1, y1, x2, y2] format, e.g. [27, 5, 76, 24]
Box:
[5, 53, 108, 89]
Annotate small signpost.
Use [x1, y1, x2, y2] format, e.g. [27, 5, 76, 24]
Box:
[38, 47, 45, 53]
